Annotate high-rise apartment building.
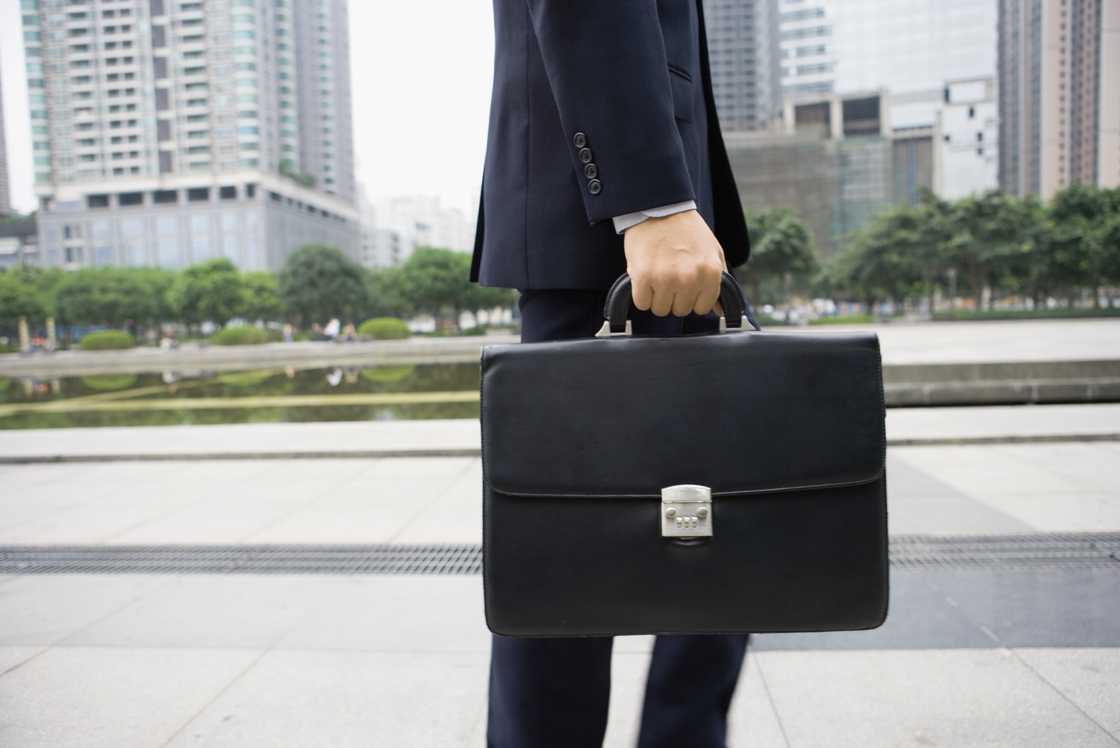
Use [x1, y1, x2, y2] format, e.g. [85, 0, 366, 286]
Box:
[0, 58, 11, 217]
[703, 0, 783, 132]
[22, 0, 358, 270]
[777, 0, 834, 100]
[999, 0, 1120, 198]
[778, 0, 996, 103]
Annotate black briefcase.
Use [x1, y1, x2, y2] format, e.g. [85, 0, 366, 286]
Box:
[480, 272, 888, 637]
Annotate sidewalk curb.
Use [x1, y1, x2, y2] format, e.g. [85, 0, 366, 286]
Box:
[2, 432, 1116, 464]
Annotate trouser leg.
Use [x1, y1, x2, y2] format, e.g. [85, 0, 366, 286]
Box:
[637, 634, 751, 748]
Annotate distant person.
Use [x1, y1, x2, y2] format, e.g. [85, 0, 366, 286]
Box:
[469, 1, 753, 746]
[323, 318, 341, 341]
[282, 323, 294, 343]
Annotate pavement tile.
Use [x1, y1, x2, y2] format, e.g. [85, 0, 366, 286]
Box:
[728, 650, 789, 748]
[997, 443, 1120, 494]
[752, 569, 995, 651]
[970, 491, 1120, 532]
[2, 488, 203, 544]
[105, 462, 363, 544]
[884, 453, 1032, 535]
[275, 575, 490, 654]
[0, 645, 261, 748]
[0, 645, 47, 675]
[164, 649, 487, 748]
[0, 573, 174, 646]
[1016, 647, 1120, 738]
[755, 648, 1118, 748]
[603, 651, 651, 748]
[392, 460, 482, 543]
[925, 569, 1120, 648]
[63, 575, 321, 650]
[246, 474, 458, 543]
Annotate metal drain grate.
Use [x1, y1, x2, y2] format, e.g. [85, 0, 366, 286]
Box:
[0, 543, 482, 575]
[889, 532, 1120, 569]
[1, 534, 1117, 575]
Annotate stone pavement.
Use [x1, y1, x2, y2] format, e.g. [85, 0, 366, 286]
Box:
[2, 402, 1119, 463]
[1, 410, 1119, 746]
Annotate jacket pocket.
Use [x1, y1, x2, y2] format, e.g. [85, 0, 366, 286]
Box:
[667, 65, 694, 122]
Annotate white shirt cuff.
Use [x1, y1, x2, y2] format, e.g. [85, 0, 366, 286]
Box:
[612, 200, 697, 234]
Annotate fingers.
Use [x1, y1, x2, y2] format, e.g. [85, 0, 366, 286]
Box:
[673, 284, 700, 316]
[633, 267, 722, 317]
[650, 286, 675, 317]
[631, 278, 654, 311]
[693, 279, 720, 316]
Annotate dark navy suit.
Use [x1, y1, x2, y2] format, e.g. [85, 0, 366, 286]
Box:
[471, 0, 751, 290]
[471, 1, 754, 745]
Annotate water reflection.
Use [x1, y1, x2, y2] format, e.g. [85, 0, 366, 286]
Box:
[0, 363, 480, 430]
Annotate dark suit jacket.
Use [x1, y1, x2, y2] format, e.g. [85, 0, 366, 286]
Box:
[470, 0, 751, 290]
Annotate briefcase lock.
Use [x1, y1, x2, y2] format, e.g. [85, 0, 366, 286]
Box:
[661, 484, 712, 538]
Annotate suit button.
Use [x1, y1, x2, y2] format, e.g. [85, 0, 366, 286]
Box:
[573, 131, 587, 148]
[584, 163, 598, 179]
[587, 178, 602, 195]
[578, 147, 593, 164]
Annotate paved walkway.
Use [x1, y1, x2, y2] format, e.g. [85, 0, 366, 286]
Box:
[1, 412, 1119, 746]
[2, 403, 1119, 463]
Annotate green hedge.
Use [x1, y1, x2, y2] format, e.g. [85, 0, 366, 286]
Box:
[358, 317, 410, 340]
[809, 314, 877, 325]
[79, 330, 135, 351]
[932, 307, 1120, 321]
[211, 325, 271, 346]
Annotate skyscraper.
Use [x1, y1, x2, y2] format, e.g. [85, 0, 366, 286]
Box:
[999, 0, 1120, 198]
[22, 0, 358, 270]
[777, 0, 834, 100]
[703, 0, 783, 132]
[0, 58, 11, 217]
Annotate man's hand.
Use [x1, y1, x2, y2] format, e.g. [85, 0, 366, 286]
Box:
[624, 209, 727, 317]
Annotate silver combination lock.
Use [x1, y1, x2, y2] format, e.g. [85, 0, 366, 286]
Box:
[661, 484, 713, 538]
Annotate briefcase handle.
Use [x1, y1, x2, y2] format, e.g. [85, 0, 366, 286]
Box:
[598, 271, 762, 336]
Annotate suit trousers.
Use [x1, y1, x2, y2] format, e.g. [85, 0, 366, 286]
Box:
[486, 287, 752, 748]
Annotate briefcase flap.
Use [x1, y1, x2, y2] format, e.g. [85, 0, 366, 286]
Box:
[481, 330, 885, 498]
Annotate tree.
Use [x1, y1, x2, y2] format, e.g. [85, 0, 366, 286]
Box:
[167, 258, 245, 329]
[464, 281, 516, 320]
[0, 271, 48, 333]
[364, 266, 414, 319]
[132, 267, 177, 325]
[278, 245, 367, 325]
[398, 247, 474, 327]
[1044, 184, 1115, 307]
[739, 209, 818, 305]
[911, 190, 955, 312]
[240, 271, 284, 322]
[943, 192, 1038, 309]
[53, 268, 157, 329]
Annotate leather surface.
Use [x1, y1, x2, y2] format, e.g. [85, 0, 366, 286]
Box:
[480, 327, 889, 636]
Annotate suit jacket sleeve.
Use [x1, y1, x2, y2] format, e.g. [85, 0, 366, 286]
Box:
[525, 0, 696, 225]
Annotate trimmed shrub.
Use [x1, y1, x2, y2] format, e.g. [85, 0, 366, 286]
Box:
[809, 314, 877, 325]
[358, 317, 410, 340]
[211, 325, 270, 346]
[932, 307, 1120, 321]
[79, 330, 135, 351]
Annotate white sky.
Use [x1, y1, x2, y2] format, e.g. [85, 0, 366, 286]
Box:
[0, 0, 496, 215]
